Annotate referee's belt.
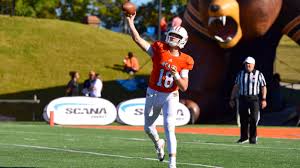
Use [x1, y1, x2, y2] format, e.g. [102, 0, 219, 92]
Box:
[239, 95, 259, 100]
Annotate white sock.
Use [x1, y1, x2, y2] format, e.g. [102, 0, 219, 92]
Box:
[169, 156, 176, 165]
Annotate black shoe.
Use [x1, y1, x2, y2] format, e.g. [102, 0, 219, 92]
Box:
[236, 139, 249, 144]
[249, 137, 257, 144]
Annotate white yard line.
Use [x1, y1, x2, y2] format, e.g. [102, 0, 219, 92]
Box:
[0, 143, 223, 168]
[112, 137, 148, 141]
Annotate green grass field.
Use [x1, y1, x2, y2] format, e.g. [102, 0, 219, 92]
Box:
[0, 122, 299, 168]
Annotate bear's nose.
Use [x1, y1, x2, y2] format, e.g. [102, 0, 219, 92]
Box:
[210, 4, 220, 12]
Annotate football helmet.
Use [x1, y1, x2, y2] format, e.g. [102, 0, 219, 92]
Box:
[165, 26, 188, 49]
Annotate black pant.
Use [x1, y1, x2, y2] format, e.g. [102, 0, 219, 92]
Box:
[239, 96, 260, 142]
[123, 67, 137, 74]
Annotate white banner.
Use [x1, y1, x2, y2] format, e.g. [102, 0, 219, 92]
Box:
[43, 96, 117, 125]
[117, 98, 190, 126]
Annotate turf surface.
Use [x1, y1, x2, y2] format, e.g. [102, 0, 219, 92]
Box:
[0, 122, 299, 168]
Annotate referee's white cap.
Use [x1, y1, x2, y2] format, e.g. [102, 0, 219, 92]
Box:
[243, 56, 255, 64]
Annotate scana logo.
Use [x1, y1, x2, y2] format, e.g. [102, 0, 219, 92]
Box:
[132, 108, 185, 116]
[65, 108, 107, 115]
[133, 108, 144, 115]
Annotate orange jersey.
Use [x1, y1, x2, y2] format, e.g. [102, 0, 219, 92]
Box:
[148, 41, 194, 93]
[124, 56, 140, 71]
[130, 57, 140, 71]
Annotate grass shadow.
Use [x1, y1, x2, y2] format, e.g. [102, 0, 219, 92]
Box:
[104, 64, 125, 72]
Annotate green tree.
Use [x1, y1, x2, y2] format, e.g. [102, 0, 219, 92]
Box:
[8, 0, 187, 32]
[14, 0, 59, 18]
[58, 0, 124, 28]
[59, 0, 90, 22]
[13, 0, 90, 22]
[96, 0, 124, 29]
[0, 0, 14, 15]
[136, 0, 187, 34]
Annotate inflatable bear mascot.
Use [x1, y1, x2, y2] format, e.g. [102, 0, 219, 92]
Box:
[180, 0, 300, 123]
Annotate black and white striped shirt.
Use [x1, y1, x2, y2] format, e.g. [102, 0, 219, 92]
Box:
[235, 69, 266, 96]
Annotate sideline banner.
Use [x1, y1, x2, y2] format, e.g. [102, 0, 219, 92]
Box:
[117, 98, 190, 126]
[43, 96, 117, 125]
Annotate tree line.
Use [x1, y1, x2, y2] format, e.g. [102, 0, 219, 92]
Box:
[0, 0, 187, 31]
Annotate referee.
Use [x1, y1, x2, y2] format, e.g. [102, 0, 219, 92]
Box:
[229, 56, 267, 144]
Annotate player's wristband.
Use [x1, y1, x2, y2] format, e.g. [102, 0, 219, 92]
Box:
[174, 73, 181, 80]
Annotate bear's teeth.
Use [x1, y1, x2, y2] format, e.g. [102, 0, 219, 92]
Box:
[222, 16, 226, 26]
[226, 36, 232, 41]
[208, 16, 226, 26]
[214, 35, 224, 42]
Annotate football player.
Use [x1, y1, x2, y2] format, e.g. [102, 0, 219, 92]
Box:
[126, 13, 194, 168]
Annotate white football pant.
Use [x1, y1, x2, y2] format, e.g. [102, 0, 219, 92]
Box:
[144, 87, 178, 154]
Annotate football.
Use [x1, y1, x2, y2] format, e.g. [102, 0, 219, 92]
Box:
[122, 1, 136, 15]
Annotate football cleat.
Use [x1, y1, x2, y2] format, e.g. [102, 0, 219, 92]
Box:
[156, 139, 165, 161]
[168, 163, 176, 168]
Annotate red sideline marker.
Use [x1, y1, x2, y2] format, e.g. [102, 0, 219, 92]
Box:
[50, 111, 54, 127]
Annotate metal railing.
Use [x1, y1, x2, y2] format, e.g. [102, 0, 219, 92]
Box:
[0, 95, 40, 104]
[0, 95, 40, 120]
